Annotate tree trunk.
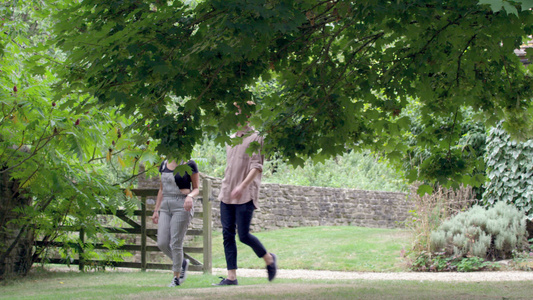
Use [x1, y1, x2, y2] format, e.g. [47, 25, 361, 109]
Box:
[0, 170, 34, 280]
[527, 220, 533, 242]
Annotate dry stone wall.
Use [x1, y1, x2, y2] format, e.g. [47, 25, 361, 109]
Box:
[139, 172, 413, 232]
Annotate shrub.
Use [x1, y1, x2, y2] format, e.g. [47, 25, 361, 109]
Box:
[430, 202, 529, 260]
[405, 183, 475, 255]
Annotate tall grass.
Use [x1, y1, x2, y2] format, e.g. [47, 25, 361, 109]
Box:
[403, 184, 476, 259]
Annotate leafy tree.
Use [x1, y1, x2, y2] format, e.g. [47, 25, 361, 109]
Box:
[399, 102, 488, 194]
[0, 1, 158, 279]
[52, 0, 533, 190]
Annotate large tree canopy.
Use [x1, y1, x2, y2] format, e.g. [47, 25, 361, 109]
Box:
[52, 0, 533, 187]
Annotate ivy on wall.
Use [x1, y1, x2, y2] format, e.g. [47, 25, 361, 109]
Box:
[483, 126, 533, 219]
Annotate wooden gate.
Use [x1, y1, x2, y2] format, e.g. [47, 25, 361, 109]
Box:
[35, 178, 212, 273]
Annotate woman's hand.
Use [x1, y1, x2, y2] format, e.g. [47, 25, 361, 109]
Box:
[184, 196, 193, 211]
[151, 211, 159, 224]
[230, 184, 244, 200]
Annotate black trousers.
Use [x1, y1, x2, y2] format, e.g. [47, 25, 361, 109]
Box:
[220, 200, 267, 270]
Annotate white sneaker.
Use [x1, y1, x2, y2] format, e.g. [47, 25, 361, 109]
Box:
[168, 276, 180, 287]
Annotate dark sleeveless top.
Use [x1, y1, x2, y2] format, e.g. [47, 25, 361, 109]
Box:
[159, 160, 198, 189]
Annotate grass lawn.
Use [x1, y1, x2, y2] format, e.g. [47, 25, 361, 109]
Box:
[2, 269, 533, 300]
[2, 226, 532, 299]
[195, 226, 411, 272]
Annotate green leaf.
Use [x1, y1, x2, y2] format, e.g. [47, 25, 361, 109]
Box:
[417, 184, 433, 196]
[502, 2, 519, 15]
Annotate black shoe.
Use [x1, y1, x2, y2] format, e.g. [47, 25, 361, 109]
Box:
[267, 253, 277, 281]
[212, 277, 238, 286]
[180, 259, 190, 284]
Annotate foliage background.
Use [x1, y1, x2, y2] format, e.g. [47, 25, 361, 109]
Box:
[483, 125, 533, 219]
[193, 138, 407, 191]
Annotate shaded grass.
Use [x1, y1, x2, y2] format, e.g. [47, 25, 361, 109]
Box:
[2, 268, 533, 300]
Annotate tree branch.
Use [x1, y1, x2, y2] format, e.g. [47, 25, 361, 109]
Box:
[117, 164, 156, 186]
[12, 165, 40, 195]
[0, 225, 28, 266]
[195, 65, 224, 102]
[0, 133, 57, 174]
[456, 34, 477, 87]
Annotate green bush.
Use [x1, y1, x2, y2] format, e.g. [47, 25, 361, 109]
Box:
[430, 202, 528, 260]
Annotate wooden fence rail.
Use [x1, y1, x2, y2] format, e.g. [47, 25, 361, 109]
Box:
[35, 178, 212, 273]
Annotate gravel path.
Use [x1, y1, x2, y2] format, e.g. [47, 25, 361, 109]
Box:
[48, 266, 533, 282]
[212, 268, 533, 282]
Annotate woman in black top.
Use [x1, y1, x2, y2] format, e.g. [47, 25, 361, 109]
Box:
[152, 159, 199, 287]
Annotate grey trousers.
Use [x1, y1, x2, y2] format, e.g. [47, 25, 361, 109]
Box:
[157, 194, 193, 272]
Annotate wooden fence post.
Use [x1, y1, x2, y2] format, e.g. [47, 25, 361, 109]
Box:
[141, 196, 147, 272]
[202, 178, 212, 274]
[79, 228, 85, 271]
